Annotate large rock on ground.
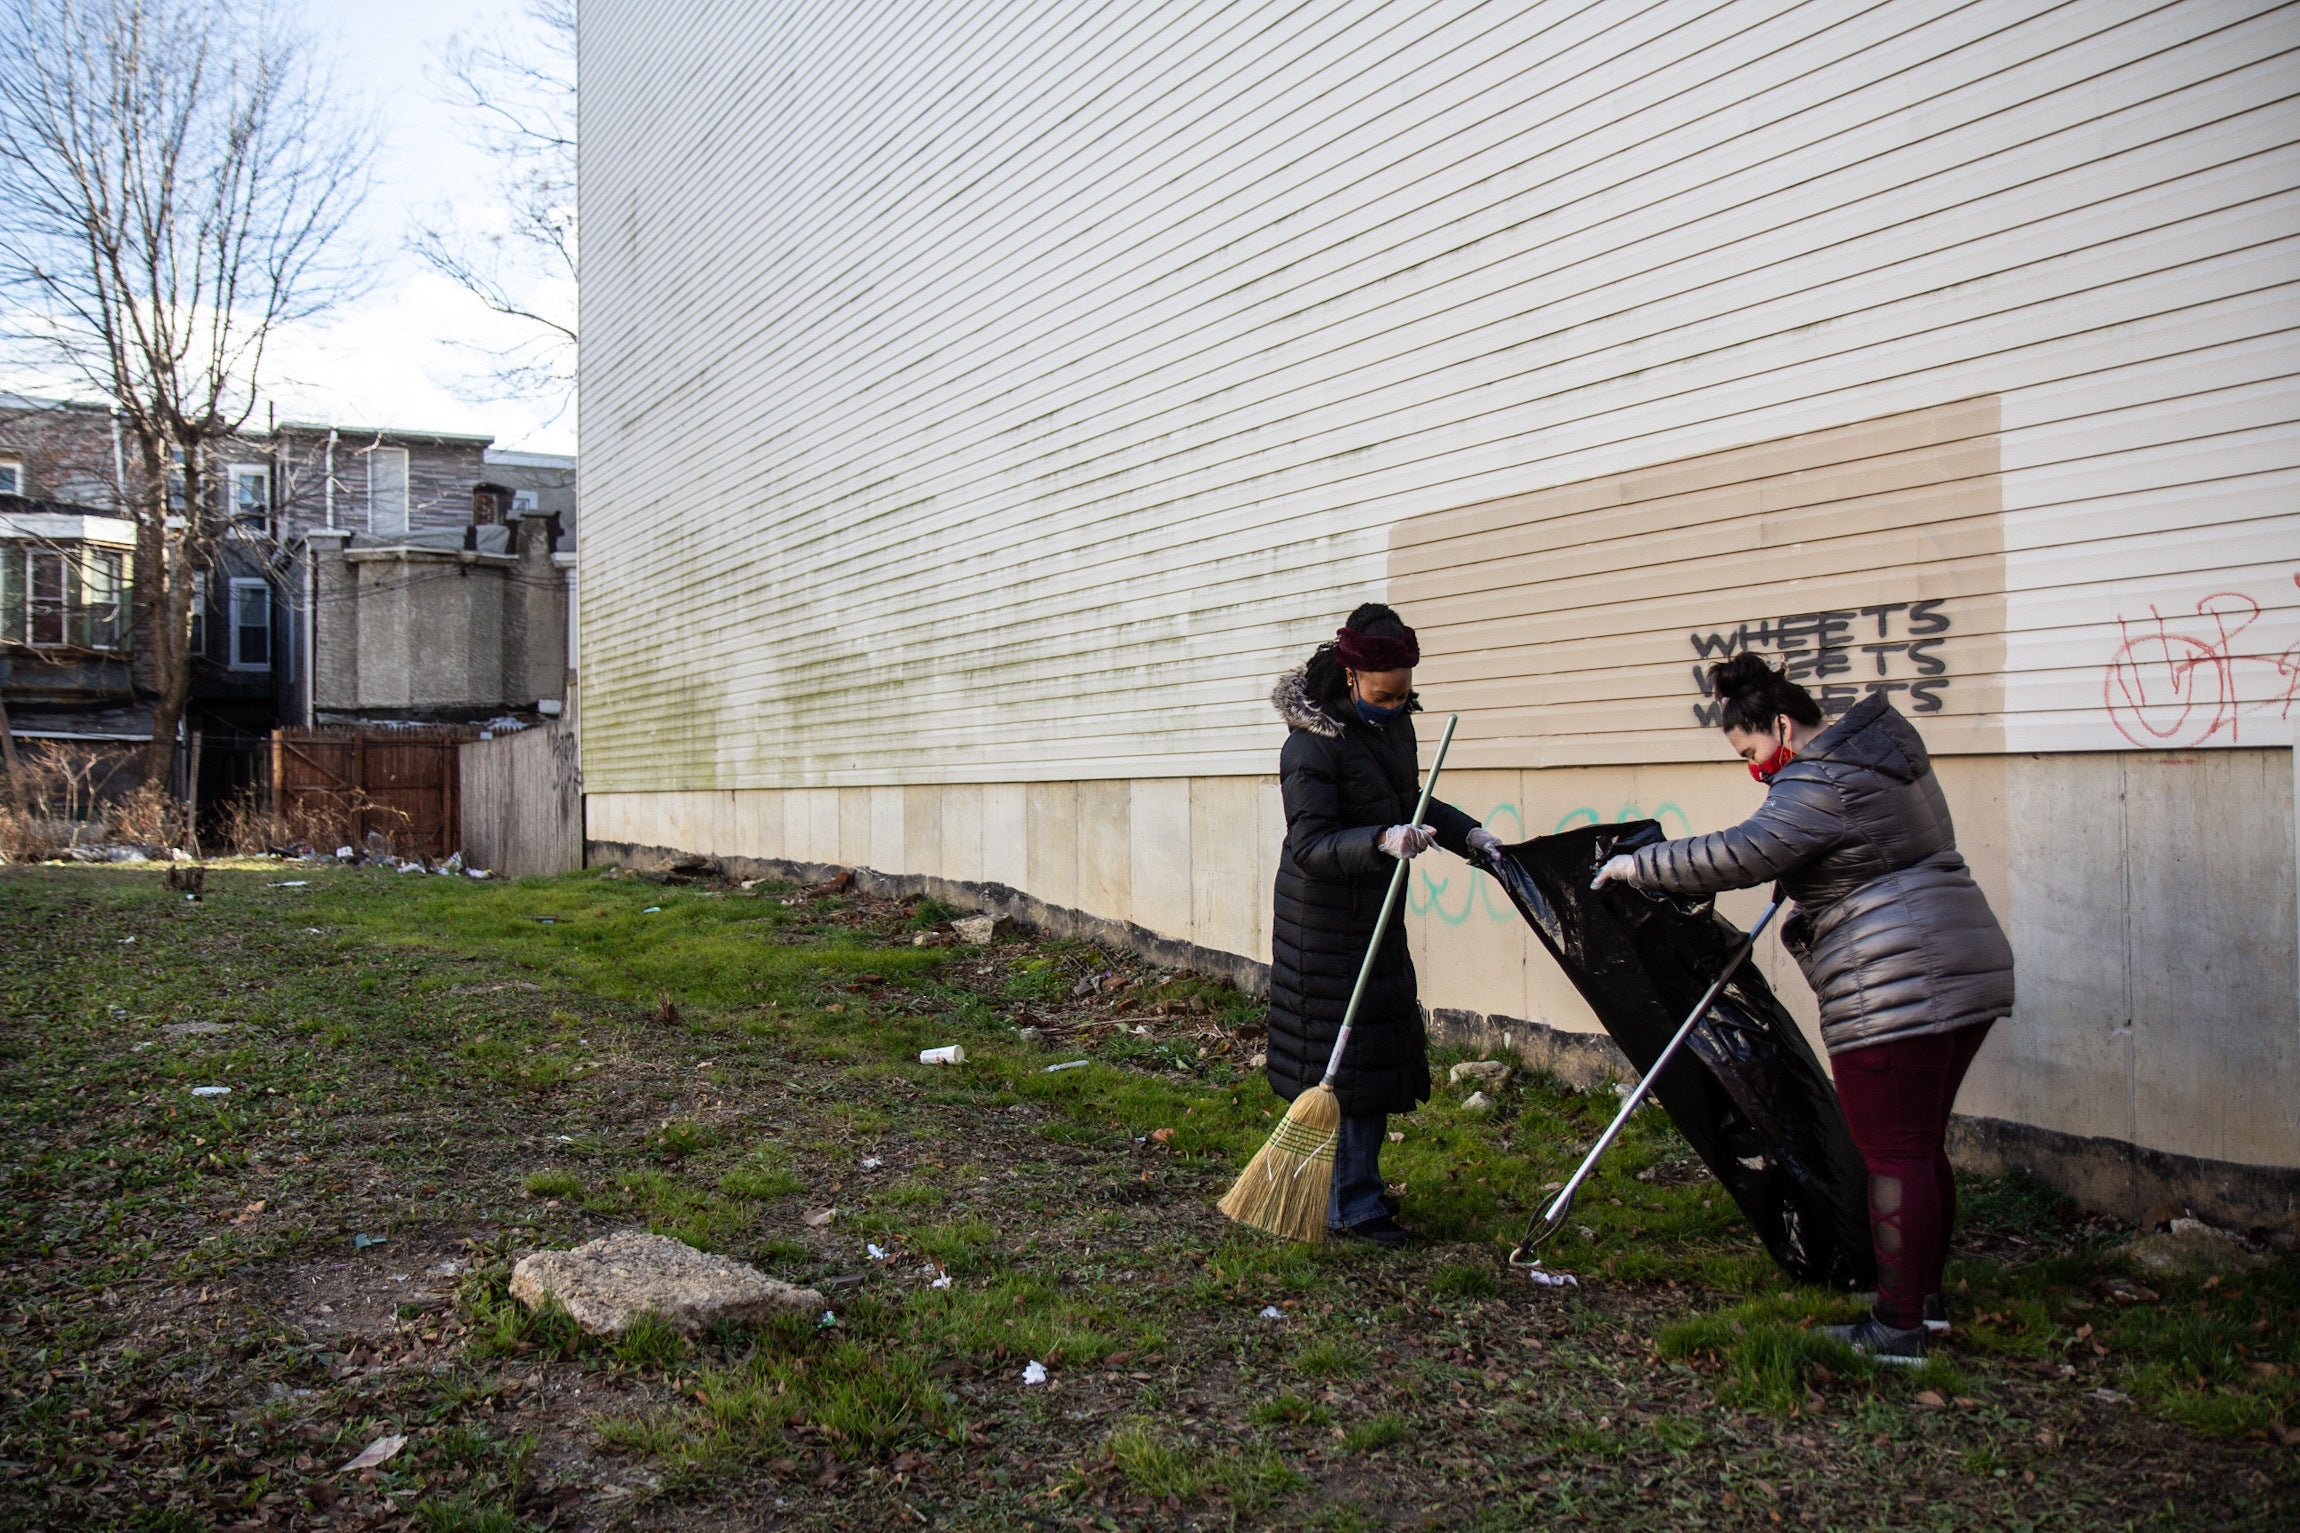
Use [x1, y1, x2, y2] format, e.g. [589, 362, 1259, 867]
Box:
[509, 1230, 826, 1336]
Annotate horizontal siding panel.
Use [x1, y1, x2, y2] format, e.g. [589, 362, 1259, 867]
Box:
[581, 0, 2300, 788]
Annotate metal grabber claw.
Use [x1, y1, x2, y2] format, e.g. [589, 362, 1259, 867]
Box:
[1506, 895, 1782, 1278]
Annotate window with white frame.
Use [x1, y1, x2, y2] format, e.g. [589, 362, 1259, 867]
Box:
[0, 459, 22, 496]
[227, 463, 271, 531]
[367, 446, 410, 535]
[0, 544, 128, 648]
[79, 549, 124, 648]
[189, 570, 207, 655]
[229, 577, 271, 670]
[511, 489, 538, 516]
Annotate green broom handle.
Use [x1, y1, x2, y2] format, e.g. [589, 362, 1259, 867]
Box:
[1319, 713, 1459, 1089]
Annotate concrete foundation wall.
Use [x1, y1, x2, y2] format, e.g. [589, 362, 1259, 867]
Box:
[588, 745, 2300, 1231]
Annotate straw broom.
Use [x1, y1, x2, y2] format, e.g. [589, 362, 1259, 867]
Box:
[1220, 713, 1459, 1241]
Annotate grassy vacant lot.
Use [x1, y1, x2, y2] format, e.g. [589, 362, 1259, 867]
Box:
[2, 862, 2293, 1532]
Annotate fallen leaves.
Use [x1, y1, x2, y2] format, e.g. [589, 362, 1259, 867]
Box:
[336, 1434, 406, 1473]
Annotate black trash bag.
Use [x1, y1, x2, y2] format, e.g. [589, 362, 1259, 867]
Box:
[1474, 821, 1873, 1289]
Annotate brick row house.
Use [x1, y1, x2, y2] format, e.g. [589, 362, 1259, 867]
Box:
[0, 394, 576, 820]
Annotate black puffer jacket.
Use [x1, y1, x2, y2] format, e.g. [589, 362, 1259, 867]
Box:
[1627, 693, 2014, 1055]
[1267, 666, 1476, 1114]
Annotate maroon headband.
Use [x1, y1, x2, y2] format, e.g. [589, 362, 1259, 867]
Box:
[1334, 625, 1419, 672]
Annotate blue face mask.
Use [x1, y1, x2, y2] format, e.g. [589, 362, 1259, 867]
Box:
[1354, 697, 1407, 726]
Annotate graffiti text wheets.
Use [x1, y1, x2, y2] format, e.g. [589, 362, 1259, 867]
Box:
[1687, 602, 1952, 727]
[2101, 576, 2300, 749]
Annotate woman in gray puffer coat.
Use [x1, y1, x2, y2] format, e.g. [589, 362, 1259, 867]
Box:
[1593, 653, 2013, 1363]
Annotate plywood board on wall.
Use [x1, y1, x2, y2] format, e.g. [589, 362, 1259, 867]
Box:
[1392, 400, 2007, 767]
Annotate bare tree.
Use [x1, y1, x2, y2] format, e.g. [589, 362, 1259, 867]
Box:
[0, 0, 372, 787]
[409, 0, 576, 409]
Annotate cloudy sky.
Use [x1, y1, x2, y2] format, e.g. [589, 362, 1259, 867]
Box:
[256, 0, 576, 453]
[0, 2, 573, 452]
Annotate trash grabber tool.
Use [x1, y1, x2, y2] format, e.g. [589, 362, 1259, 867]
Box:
[1508, 894, 1782, 1271]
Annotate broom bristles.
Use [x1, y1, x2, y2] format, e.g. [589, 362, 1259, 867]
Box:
[1218, 1083, 1342, 1242]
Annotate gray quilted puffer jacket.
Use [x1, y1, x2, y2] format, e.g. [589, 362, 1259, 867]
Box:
[1628, 693, 2014, 1055]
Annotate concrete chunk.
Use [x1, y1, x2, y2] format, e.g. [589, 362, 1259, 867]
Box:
[509, 1230, 826, 1336]
[952, 914, 1005, 945]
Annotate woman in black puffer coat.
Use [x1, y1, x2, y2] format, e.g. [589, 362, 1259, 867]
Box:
[1594, 654, 2014, 1361]
[1266, 603, 1503, 1247]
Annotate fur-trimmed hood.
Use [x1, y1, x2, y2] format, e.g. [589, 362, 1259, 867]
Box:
[1271, 663, 1346, 738]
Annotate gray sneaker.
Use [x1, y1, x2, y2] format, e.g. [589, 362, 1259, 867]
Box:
[1922, 1293, 1950, 1338]
[1822, 1311, 1928, 1367]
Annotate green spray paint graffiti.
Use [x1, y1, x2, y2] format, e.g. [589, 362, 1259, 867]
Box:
[1410, 801, 1697, 926]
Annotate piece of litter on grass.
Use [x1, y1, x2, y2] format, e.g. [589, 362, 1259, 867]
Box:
[1043, 1059, 1089, 1073]
[867, 1243, 889, 1261]
[337, 1434, 406, 1473]
[816, 1310, 838, 1329]
[931, 1273, 952, 1289]
[1524, 1266, 1579, 1289]
[268, 880, 308, 888]
[305, 927, 323, 935]
[1258, 1306, 1285, 1320]
[119, 935, 136, 945]
[919, 1044, 966, 1065]
[2088, 1388, 2130, 1404]
[802, 1207, 836, 1228]
[554, 1134, 574, 1142]
[353, 1233, 387, 1250]
[190, 1085, 231, 1097]
[1387, 1131, 1404, 1143]
[1022, 1360, 1048, 1386]
[860, 1156, 884, 1170]
[641, 906, 662, 914]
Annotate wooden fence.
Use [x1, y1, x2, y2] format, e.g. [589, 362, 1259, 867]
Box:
[458, 718, 581, 876]
[271, 728, 466, 860]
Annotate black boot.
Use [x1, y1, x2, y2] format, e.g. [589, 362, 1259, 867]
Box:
[1332, 1215, 1416, 1250]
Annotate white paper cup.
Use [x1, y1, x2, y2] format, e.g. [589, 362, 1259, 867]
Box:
[918, 1044, 966, 1065]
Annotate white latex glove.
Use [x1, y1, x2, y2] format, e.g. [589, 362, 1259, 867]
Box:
[1465, 827, 1505, 859]
[1591, 852, 1639, 890]
[1378, 823, 1437, 860]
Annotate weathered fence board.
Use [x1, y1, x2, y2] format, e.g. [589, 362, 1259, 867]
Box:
[271, 729, 464, 859]
[458, 720, 580, 876]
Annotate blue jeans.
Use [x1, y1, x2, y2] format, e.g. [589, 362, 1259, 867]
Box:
[1328, 1113, 1390, 1230]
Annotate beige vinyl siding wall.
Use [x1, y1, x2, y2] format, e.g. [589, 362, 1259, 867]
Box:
[582, 0, 2298, 789]
[581, 1, 2300, 1203]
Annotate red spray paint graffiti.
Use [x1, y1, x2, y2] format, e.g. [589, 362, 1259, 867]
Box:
[2102, 575, 2300, 748]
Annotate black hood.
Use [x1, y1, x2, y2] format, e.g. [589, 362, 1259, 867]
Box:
[1797, 692, 1930, 784]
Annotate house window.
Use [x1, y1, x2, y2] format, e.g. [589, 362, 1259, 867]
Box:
[77, 549, 124, 648]
[0, 545, 126, 648]
[511, 489, 538, 515]
[227, 463, 270, 531]
[28, 550, 65, 645]
[367, 447, 410, 535]
[189, 570, 206, 656]
[229, 577, 271, 670]
[0, 459, 22, 496]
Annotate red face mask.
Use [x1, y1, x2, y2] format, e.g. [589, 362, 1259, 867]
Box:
[1749, 732, 1797, 784]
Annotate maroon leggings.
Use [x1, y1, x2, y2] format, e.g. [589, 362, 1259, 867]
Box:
[1829, 1021, 1994, 1329]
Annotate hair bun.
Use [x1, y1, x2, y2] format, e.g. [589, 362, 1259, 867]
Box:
[1708, 652, 1777, 700]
